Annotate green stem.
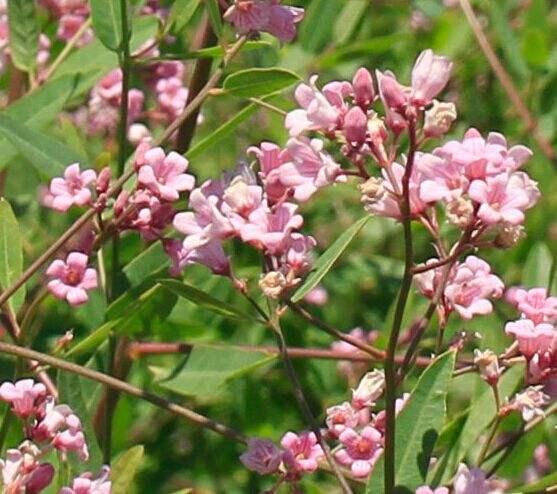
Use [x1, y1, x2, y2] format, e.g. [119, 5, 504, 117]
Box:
[384, 121, 417, 493]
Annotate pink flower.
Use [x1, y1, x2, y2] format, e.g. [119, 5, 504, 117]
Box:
[48, 163, 96, 212]
[60, 466, 111, 494]
[283, 233, 316, 274]
[506, 287, 557, 324]
[334, 426, 383, 478]
[376, 70, 409, 112]
[417, 152, 469, 203]
[344, 106, 368, 144]
[508, 386, 549, 422]
[239, 438, 282, 475]
[0, 449, 54, 494]
[164, 238, 230, 277]
[453, 464, 503, 494]
[350, 369, 385, 410]
[248, 142, 291, 204]
[435, 128, 532, 180]
[505, 319, 556, 360]
[285, 75, 349, 136]
[137, 147, 195, 202]
[468, 174, 531, 226]
[224, 1, 304, 42]
[352, 68, 375, 107]
[0, 379, 46, 419]
[325, 402, 360, 438]
[221, 177, 264, 230]
[373, 393, 410, 433]
[410, 49, 452, 107]
[46, 252, 98, 306]
[415, 487, 449, 494]
[280, 431, 323, 475]
[155, 77, 189, 122]
[444, 256, 504, 320]
[240, 202, 303, 255]
[57, 14, 93, 46]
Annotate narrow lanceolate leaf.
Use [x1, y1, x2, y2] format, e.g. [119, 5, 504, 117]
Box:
[0, 199, 25, 315]
[0, 114, 87, 178]
[160, 279, 262, 323]
[292, 216, 370, 302]
[168, 0, 201, 33]
[158, 345, 276, 399]
[8, 0, 39, 71]
[223, 68, 301, 98]
[111, 445, 144, 494]
[90, 0, 124, 52]
[510, 470, 557, 493]
[366, 352, 456, 494]
[205, 0, 223, 38]
[57, 371, 103, 470]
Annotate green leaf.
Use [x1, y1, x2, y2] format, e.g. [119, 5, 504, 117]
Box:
[428, 365, 523, 485]
[57, 371, 103, 470]
[123, 242, 169, 288]
[366, 351, 456, 493]
[186, 102, 259, 159]
[160, 279, 262, 323]
[510, 470, 557, 493]
[0, 199, 25, 315]
[66, 321, 116, 360]
[299, 0, 345, 53]
[223, 68, 301, 98]
[8, 0, 39, 71]
[168, 0, 201, 33]
[0, 114, 87, 179]
[333, 0, 369, 45]
[158, 344, 276, 399]
[522, 242, 554, 289]
[160, 41, 272, 60]
[112, 445, 144, 494]
[205, 0, 223, 38]
[292, 216, 370, 302]
[90, 0, 124, 52]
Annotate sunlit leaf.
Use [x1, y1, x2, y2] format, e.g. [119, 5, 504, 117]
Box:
[8, 0, 39, 71]
[223, 68, 301, 98]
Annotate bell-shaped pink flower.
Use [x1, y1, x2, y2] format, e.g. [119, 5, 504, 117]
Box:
[444, 256, 504, 320]
[48, 163, 97, 212]
[505, 319, 557, 360]
[164, 238, 230, 277]
[240, 202, 303, 254]
[0, 379, 46, 419]
[46, 252, 98, 306]
[410, 49, 452, 106]
[239, 438, 282, 475]
[506, 287, 557, 324]
[137, 147, 195, 202]
[60, 466, 111, 494]
[280, 431, 323, 475]
[334, 426, 383, 478]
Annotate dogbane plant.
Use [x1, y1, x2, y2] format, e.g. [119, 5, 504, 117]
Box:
[0, 0, 554, 493]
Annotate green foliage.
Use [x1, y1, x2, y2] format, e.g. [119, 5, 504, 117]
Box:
[7, 0, 39, 72]
[111, 445, 145, 494]
[223, 68, 302, 98]
[0, 199, 24, 315]
[90, 0, 125, 52]
[367, 352, 456, 493]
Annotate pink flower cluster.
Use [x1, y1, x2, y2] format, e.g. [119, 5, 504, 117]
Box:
[504, 286, 557, 383]
[40, 0, 93, 47]
[240, 370, 409, 482]
[0, 379, 108, 493]
[415, 255, 504, 321]
[169, 141, 343, 290]
[224, 0, 304, 42]
[60, 466, 111, 494]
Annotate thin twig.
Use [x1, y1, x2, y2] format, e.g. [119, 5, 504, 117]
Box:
[458, 0, 555, 160]
[0, 341, 246, 443]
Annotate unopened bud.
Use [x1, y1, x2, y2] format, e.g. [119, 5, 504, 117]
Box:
[424, 100, 457, 137]
[494, 224, 525, 248]
[446, 197, 473, 228]
[352, 68, 375, 107]
[259, 271, 287, 299]
[351, 370, 385, 409]
[344, 106, 368, 144]
[474, 349, 502, 385]
[114, 190, 130, 217]
[95, 167, 111, 195]
[128, 123, 151, 145]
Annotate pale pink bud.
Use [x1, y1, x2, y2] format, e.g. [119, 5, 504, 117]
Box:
[239, 438, 282, 475]
[411, 49, 452, 106]
[351, 370, 385, 409]
[376, 71, 408, 111]
[352, 68, 375, 107]
[95, 167, 111, 195]
[344, 106, 368, 144]
[473, 349, 502, 385]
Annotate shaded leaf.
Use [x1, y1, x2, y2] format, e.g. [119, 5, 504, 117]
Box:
[158, 345, 276, 399]
[223, 68, 301, 98]
[0, 114, 87, 179]
[112, 445, 144, 494]
[522, 242, 555, 289]
[0, 199, 25, 315]
[160, 279, 262, 323]
[366, 351, 456, 493]
[292, 216, 370, 302]
[168, 0, 201, 33]
[8, 0, 39, 71]
[333, 0, 369, 45]
[205, 0, 223, 38]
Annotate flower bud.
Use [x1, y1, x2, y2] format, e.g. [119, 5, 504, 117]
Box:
[344, 106, 368, 144]
[446, 197, 473, 228]
[474, 349, 502, 385]
[114, 190, 130, 217]
[411, 49, 452, 107]
[259, 271, 287, 299]
[25, 463, 55, 493]
[352, 68, 375, 107]
[351, 370, 385, 409]
[424, 100, 457, 137]
[95, 166, 111, 195]
[128, 123, 151, 145]
[376, 71, 408, 111]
